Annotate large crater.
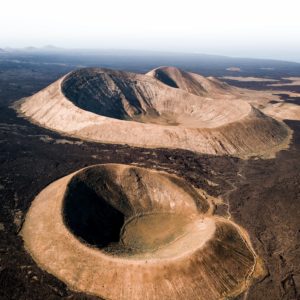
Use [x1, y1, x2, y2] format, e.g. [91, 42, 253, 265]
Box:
[22, 164, 264, 300]
[61, 68, 245, 127]
[62, 165, 211, 258]
[17, 66, 290, 157]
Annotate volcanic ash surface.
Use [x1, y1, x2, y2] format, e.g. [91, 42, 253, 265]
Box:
[21, 164, 264, 300]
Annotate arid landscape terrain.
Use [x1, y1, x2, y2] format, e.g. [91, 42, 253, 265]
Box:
[0, 50, 300, 299]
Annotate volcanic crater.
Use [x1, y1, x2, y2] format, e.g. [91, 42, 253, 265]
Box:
[17, 66, 290, 157]
[22, 164, 262, 300]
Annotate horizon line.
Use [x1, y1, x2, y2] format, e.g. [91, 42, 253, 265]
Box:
[1, 46, 300, 64]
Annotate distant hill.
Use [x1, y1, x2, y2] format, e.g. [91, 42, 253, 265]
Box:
[19, 45, 63, 53]
[24, 46, 38, 51]
[43, 45, 61, 50]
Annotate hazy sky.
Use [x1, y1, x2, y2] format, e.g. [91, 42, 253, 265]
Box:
[1, 0, 300, 61]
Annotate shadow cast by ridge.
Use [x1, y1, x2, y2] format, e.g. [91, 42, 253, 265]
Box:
[63, 177, 125, 248]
